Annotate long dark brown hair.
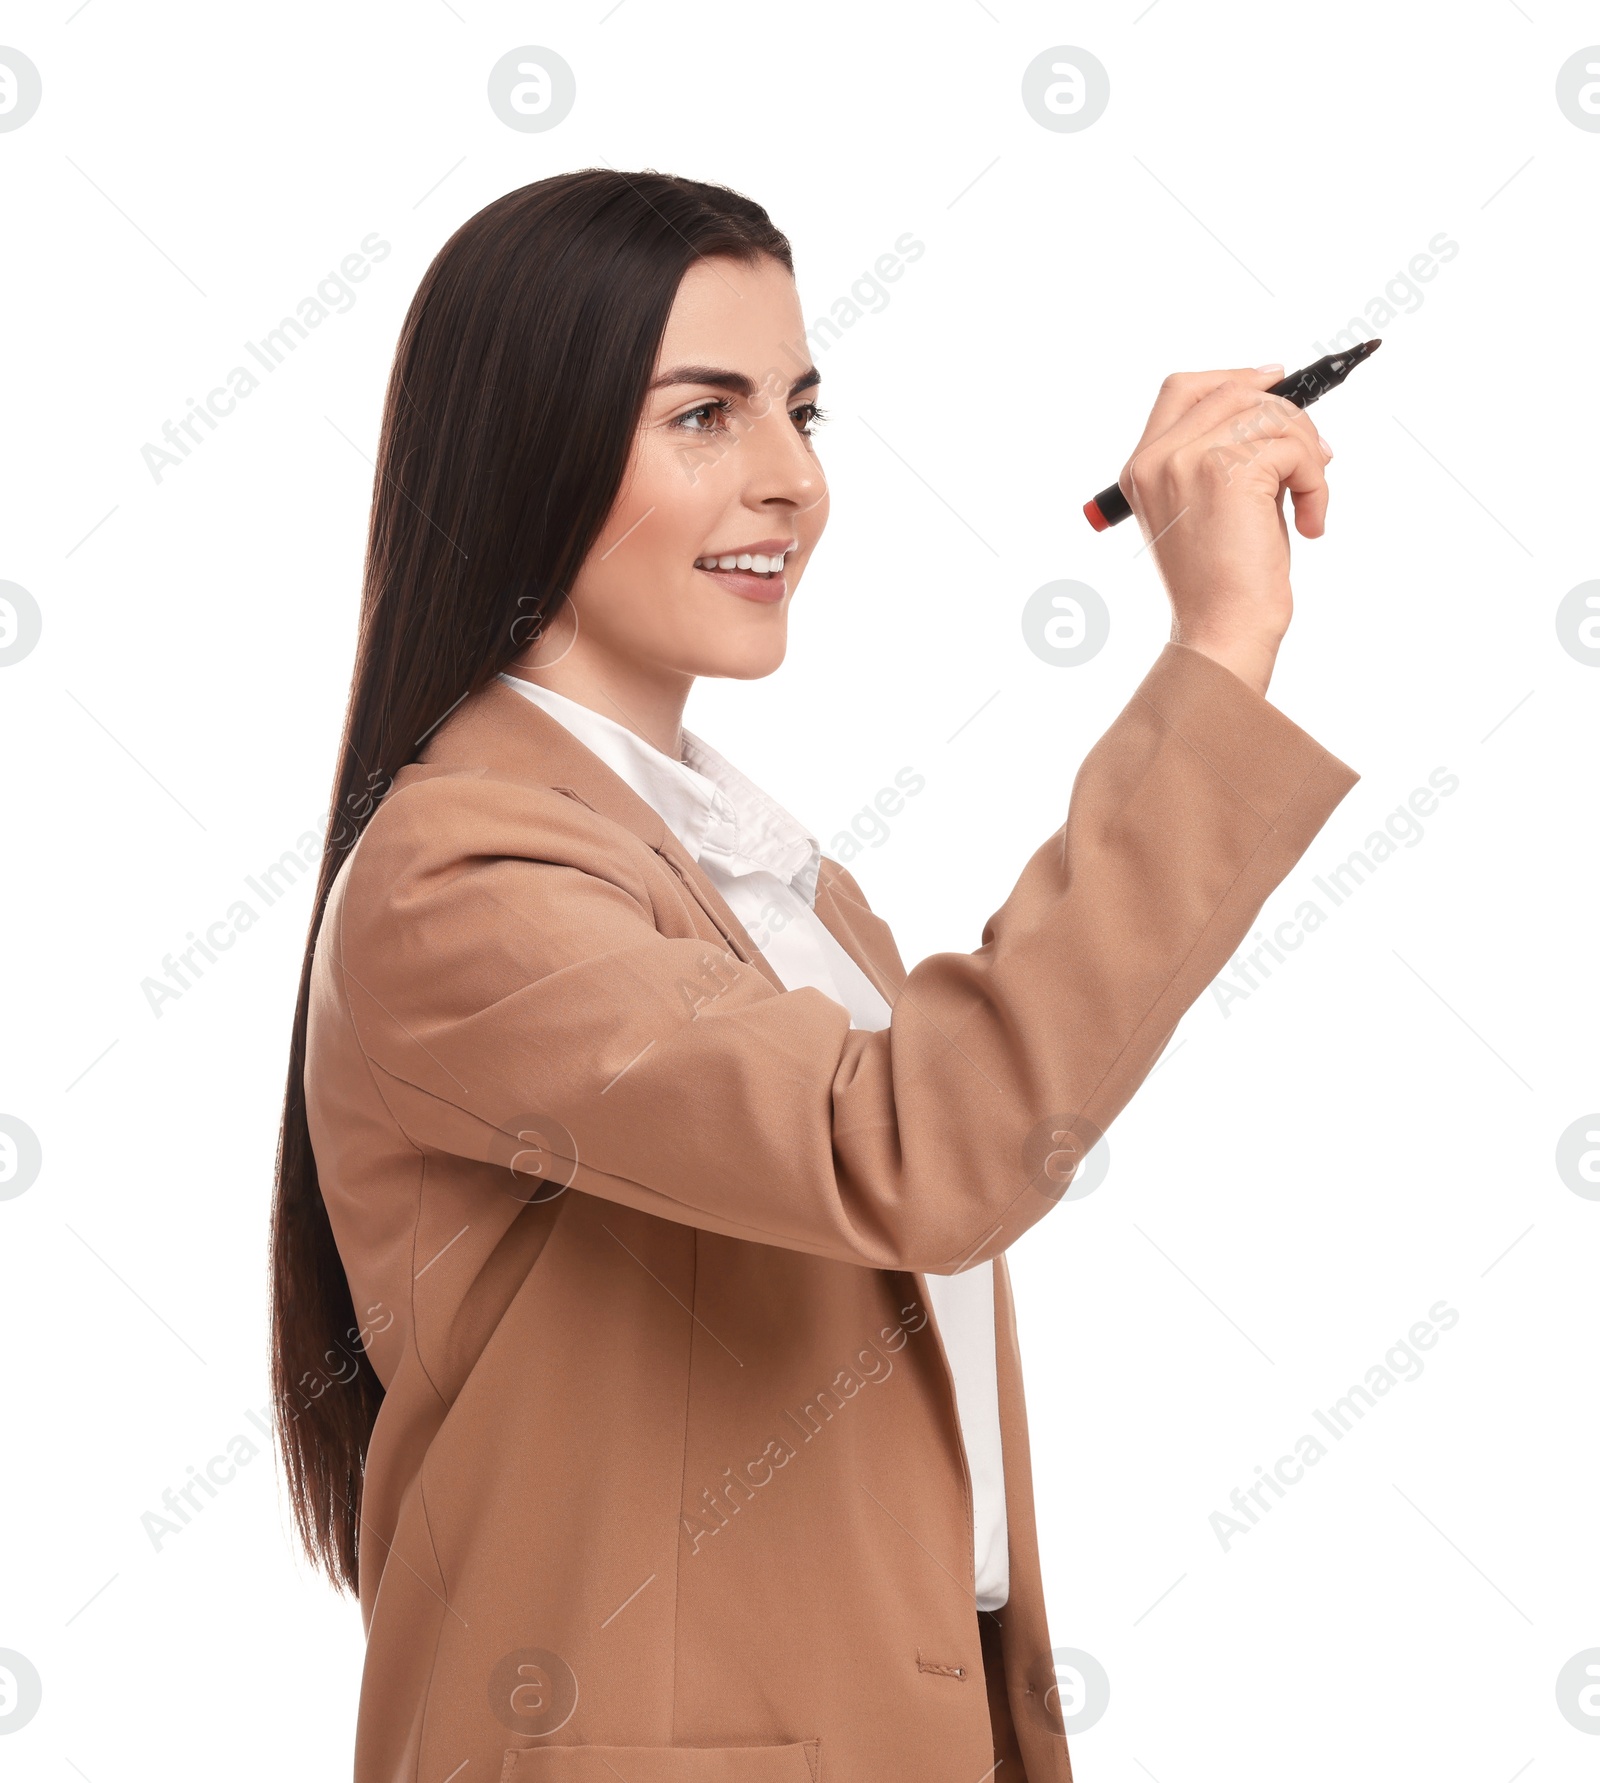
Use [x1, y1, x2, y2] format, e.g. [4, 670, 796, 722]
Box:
[269, 168, 794, 1595]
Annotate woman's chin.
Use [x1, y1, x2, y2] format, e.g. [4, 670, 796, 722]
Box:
[682, 622, 789, 682]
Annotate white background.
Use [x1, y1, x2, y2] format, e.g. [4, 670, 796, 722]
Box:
[2, 3, 1597, 1778]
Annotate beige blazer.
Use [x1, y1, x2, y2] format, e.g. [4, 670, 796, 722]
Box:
[304, 640, 1359, 1783]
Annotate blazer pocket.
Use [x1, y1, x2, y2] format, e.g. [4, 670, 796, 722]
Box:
[501, 1739, 821, 1782]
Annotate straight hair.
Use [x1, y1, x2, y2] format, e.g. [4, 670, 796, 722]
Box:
[268, 168, 794, 1594]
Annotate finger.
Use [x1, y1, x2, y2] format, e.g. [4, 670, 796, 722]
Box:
[1149, 391, 1328, 533]
[1123, 393, 1323, 525]
[1204, 431, 1330, 538]
[1130, 364, 1286, 455]
[1156, 376, 1325, 463]
[1121, 372, 1312, 510]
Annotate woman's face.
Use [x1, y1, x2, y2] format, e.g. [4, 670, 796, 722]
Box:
[528, 252, 829, 686]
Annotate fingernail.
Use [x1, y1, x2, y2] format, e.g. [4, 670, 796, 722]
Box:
[1318, 434, 1333, 458]
[1254, 362, 1285, 377]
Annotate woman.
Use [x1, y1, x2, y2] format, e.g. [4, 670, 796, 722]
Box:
[273, 168, 1357, 1782]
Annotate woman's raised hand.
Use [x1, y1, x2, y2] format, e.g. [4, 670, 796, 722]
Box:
[1118, 366, 1335, 697]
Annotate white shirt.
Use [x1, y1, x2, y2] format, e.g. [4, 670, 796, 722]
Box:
[500, 673, 1010, 1610]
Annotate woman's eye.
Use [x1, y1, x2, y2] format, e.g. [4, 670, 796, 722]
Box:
[673, 397, 828, 437]
[675, 398, 732, 433]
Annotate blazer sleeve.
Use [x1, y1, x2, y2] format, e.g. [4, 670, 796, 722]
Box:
[327, 641, 1359, 1274]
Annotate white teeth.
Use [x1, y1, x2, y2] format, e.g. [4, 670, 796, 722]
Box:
[695, 551, 787, 574]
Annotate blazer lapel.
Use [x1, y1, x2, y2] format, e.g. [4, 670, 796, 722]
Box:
[404, 674, 790, 991]
[646, 824, 788, 995]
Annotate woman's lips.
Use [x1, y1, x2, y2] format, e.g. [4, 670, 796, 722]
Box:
[695, 565, 787, 605]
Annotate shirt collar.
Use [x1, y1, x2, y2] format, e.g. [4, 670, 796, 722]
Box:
[497, 673, 822, 905]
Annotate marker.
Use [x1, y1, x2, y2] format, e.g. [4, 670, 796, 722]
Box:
[1082, 339, 1383, 532]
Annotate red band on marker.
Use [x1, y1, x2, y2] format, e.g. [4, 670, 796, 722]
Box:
[1082, 498, 1110, 532]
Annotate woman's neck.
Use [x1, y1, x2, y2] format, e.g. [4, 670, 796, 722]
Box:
[504, 646, 693, 761]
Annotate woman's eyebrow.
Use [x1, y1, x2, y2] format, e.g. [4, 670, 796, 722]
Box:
[649, 363, 821, 399]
